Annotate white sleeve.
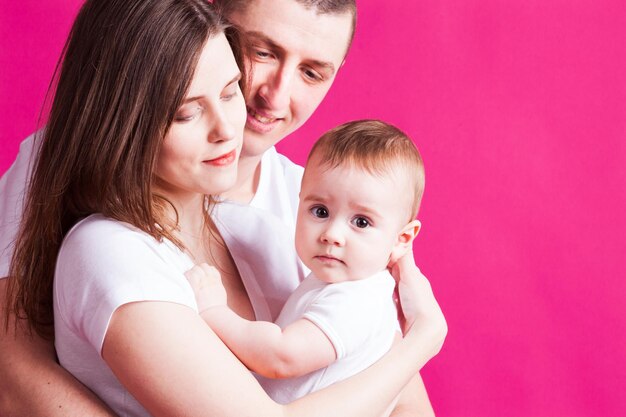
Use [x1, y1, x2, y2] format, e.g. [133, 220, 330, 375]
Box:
[302, 280, 394, 360]
[0, 133, 40, 278]
[54, 217, 196, 353]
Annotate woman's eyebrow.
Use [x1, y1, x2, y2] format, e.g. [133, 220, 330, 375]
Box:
[227, 72, 243, 85]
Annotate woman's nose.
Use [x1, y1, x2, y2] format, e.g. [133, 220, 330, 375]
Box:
[207, 111, 236, 143]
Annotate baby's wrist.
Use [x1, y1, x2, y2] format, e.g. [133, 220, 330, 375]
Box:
[198, 303, 228, 316]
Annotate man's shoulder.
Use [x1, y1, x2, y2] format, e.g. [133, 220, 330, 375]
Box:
[265, 147, 304, 179]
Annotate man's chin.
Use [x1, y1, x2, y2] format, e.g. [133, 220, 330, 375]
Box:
[242, 129, 282, 158]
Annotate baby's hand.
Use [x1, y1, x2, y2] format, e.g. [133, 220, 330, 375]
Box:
[185, 263, 227, 313]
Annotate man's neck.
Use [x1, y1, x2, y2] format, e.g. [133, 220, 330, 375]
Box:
[220, 153, 263, 204]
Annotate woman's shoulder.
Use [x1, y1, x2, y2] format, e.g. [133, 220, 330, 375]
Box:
[60, 214, 183, 268]
[56, 214, 193, 292]
[63, 214, 150, 249]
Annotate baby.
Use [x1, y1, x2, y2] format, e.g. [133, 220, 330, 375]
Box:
[187, 119, 425, 404]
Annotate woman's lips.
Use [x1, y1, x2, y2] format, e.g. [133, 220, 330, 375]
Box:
[204, 149, 237, 166]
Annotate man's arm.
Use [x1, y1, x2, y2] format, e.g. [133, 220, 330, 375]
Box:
[387, 251, 438, 417]
[390, 372, 435, 417]
[0, 279, 116, 416]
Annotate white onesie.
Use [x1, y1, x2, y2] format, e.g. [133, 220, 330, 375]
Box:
[257, 270, 399, 404]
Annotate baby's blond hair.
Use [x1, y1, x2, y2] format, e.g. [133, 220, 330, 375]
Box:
[309, 119, 425, 220]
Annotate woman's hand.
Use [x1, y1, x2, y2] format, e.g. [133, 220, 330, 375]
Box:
[389, 251, 447, 358]
[185, 263, 227, 313]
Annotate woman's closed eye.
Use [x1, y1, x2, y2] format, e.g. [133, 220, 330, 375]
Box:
[221, 84, 240, 102]
[174, 105, 203, 122]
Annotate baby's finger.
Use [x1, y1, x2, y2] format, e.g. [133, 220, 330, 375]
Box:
[198, 263, 221, 281]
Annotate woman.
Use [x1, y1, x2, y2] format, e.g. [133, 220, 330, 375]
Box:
[6, 0, 446, 416]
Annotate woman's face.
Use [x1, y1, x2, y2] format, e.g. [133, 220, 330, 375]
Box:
[155, 33, 246, 201]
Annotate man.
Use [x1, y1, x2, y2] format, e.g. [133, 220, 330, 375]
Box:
[0, 1, 435, 415]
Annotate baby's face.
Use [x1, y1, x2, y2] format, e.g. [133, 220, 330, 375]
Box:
[295, 156, 413, 284]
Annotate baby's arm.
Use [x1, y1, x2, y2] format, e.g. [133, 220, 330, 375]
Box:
[205, 307, 335, 378]
[185, 264, 336, 379]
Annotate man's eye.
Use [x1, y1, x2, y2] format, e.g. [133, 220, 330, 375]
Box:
[302, 68, 323, 82]
[352, 217, 370, 228]
[311, 206, 329, 218]
[251, 48, 273, 60]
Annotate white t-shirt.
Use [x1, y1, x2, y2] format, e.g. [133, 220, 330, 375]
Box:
[51, 148, 308, 415]
[54, 214, 197, 417]
[0, 132, 39, 277]
[257, 270, 399, 404]
[0, 135, 306, 319]
[213, 147, 307, 320]
[50, 147, 306, 415]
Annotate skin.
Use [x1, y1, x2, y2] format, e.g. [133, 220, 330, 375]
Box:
[296, 156, 421, 284]
[0, 1, 437, 415]
[186, 157, 421, 389]
[98, 33, 447, 416]
[222, 0, 354, 203]
[220, 2, 436, 412]
[153, 33, 256, 323]
[101, 276, 445, 417]
[155, 39, 245, 201]
[0, 279, 116, 417]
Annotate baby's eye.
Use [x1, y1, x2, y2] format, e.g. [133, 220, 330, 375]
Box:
[310, 205, 329, 218]
[351, 216, 370, 229]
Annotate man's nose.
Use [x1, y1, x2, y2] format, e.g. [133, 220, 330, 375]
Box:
[257, 65, 293, 111]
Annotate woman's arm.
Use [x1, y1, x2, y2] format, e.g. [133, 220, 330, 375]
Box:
[102, 270, 446, 417]
[0, 279, 116, 417]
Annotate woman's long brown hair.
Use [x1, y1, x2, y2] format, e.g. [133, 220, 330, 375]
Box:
[5, 0, 246, 339]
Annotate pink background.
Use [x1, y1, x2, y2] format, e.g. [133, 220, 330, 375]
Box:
[2, 1, 625, 416]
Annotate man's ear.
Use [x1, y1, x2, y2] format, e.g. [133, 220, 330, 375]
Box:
[390, 220, 421, 263]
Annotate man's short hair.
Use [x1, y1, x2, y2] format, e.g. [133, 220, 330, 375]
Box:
[213, 0, 357, 50]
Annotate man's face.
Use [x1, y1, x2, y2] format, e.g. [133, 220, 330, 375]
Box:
[228, 0, 353, 160]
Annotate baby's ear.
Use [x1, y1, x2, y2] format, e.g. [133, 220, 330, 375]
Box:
[390, 220, 421, 263]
